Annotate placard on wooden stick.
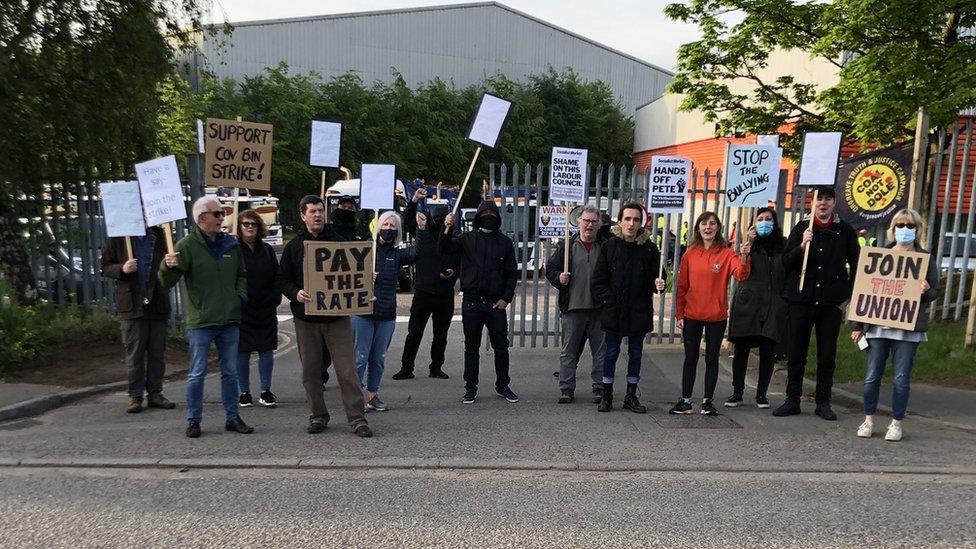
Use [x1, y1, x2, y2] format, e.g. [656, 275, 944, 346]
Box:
[359, 164, 396, 211]
[467, 93, 512, 148]
[303, 241, 374, 316]
[135, 155, 185, 228]
[724, 145, 783, 207]
[100, 181, 146, 238]
[204, 117, 274, 191]
[648, 156, 690, 214]
[848, 247, 929, 331]
[309, 120, 342, 168]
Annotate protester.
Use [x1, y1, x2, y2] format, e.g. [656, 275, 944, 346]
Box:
[773, 188, 860, 420]
[278, 195, 372, 437]
[852, 209, 939, 442]
[101, 225, 175, 414]
[669, 211, 751, 416]
[159, 197, 253, 438]
[545, 204, 608, 404]
[351, 211, 418, 412]
[591, 202, 666, 413]
[235, 209, 281, 408]
[725, 207, 785, 409]
[441, 201, 519, 405]
[393, 189, 460, 380]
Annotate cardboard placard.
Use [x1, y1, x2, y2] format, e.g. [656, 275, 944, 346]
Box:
[648, 156, 690, 213]
[359, 164, 396, 211]
[204, 117, 274, 191]
[467, 93, 512, 148]
[135, 155, 186, 227]
[303, 241, 374, 316]
[100, 181, 146, 237]
[724, 145, 783, 207]
[848, 247, 930, 331]
[538, 205, 578, 239]
[798, 131, 843, 187]
[548, 147, 588, 204]
[309, 120, 342, 168]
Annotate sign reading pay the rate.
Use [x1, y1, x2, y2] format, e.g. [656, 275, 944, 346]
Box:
[303, 241, 374, 316]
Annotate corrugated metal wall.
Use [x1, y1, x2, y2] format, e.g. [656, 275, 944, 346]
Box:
[199, 3, 671, 113]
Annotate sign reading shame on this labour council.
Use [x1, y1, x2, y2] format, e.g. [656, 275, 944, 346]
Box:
[135, 155, 185, 227]
[724, 145, 783, 207]
[548, 147, 588, 204]
[99, 181, 146, 237]
[847, 246, 930, 331]
[204, 118, 274, 191]
[303, 241, 374, 316]
[647, 156, 690, 214]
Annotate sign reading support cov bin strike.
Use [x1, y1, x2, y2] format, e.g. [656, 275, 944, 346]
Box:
[549, 147, 588, 204]
[648, 156, 690, 213]
[303, 241, 374, 316]
[848, 247, 930, 331]
[205, 118, 274, 191]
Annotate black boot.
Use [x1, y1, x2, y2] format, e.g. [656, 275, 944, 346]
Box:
[622, 383, 647, 414]
[597, 383, 613, 412]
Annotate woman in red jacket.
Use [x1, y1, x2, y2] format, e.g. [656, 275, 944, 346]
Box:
[670, 211, 751, 415]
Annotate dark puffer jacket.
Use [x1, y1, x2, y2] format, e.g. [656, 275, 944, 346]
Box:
[591, 226, 664, 336]
[403, 200, 460, 297]
[728, 234, 787, 344]
[363, 240, 418, 321]
[239, 240, 281, 352]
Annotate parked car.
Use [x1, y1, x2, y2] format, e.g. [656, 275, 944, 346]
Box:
[939, 232, 976, 272]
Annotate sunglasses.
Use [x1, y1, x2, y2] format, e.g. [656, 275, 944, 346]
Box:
[209, 210, 226, 219]
[894, 223, 916, 229]
[240, 221, 258, 228]
[579, 218, 599, 225]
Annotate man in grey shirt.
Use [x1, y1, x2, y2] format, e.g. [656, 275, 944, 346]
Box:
[545, 204, 607, 404]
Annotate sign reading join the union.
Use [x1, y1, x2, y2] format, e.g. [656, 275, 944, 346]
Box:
[848, 247, 929, 331]
[303, 241, 374, 316]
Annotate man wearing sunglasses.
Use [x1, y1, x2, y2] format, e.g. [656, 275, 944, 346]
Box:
[159, 196, 254, 438]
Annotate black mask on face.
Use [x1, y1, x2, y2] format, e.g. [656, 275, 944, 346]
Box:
[478, 215, 500, 231]
[333, 208, 356, 227]
[379, 228, 397, 243]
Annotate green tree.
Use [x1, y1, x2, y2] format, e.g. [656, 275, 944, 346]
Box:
[664, 0, 976, 154]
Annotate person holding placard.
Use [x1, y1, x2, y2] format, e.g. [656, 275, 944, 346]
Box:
[773, 188, 861, 420]
[669, 212, 751, 416]
[545, 204, 608, 404]
[851, 209, 939, 442]
[441, 201, 519, 405]
[100, 226, 175, 414]
[591, 202, 667, 414]
[278, 195, 372, 437]
[725, 207, 787, 409]
[235, 210, 282, 409]
[159, 197, 253, 438]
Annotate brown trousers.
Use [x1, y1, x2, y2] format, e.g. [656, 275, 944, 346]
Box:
[294, 317, 367, 430]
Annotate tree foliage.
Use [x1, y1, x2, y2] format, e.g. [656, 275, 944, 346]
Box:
[665, 0, 976, 154]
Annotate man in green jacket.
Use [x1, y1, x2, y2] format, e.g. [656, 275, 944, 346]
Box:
[159, 196, 254, 438]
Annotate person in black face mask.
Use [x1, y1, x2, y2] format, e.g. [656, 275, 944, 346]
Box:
[441, 200, 519, 405]
[393, 188, 461, 380]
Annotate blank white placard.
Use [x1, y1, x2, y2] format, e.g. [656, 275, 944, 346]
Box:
[359, 164, 395, 211]
[798, 131, 843, 187]
[467, 94, 512, 148]
[309, 120, 342, 168]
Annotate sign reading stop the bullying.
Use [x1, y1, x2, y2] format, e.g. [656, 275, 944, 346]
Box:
[724, 145, 782, 207]
[303, 241, 374, 316]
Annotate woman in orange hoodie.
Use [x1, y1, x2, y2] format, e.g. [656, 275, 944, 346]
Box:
[669, 211, 751, 416]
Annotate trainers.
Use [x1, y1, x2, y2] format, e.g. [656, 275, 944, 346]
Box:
[724, 394, 743, 408]
[814, 402, 837, 421]
[462, 390, 477, 404]
[258, 390, 277, 407]
[391, 370, 415, 380]
[701, 399, 719, 415]
[857, 421, 874, 438]
[558, 389, 574, 404]
[496, 386, 520, 403]
[429, 368, 450, 379]
[239, 393, 253, 407]
[355, 425, 373, 438]
[756, 395, 770, 409]
[126, 397, 142, 414]
[307, 418, 327, 434]
[772, 399, 801, 416]
[185, 420, 201, 438]
[366, 395, 389, 412]
[669, 399, 693, 415]
[884, 422, 903, 442]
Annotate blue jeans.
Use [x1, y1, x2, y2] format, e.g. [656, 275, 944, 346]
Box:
[350, 316, 397, 393]
[602, 332, 645, 384]
[186, 324, 240, 423]
[237, 350, 273, 394]
[863, 337, 919, 421]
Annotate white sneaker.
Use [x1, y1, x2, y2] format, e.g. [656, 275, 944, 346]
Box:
[857, 421, 874, 438]
[885, 423, 903, 442]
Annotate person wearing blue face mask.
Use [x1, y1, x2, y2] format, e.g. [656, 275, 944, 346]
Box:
[725, 207, 788, 409]
[350, 211, 418, 412]
[850, 209, 939, 442]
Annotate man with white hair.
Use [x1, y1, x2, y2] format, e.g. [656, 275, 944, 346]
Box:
[159, 196, 253, 438]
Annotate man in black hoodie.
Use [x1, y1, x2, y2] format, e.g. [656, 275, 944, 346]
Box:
[441, 201, 519, 405]
[392, 188, 461, 380]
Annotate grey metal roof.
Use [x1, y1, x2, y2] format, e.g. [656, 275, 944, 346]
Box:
[197, 1, 672, 113]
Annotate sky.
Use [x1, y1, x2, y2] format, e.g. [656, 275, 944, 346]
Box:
[204, 0, 701, 71]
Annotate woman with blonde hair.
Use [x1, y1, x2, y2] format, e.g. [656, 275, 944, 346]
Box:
[851, 208, 939, 442]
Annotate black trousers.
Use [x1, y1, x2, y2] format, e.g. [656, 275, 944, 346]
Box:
[461, 298, 511, 392]
[681, 318, 727, 400]
[785, 303, 842, 403]
[400, 290, 455, 373]
[731, 339, 776, 399]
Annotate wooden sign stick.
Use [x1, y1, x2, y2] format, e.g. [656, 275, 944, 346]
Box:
[563, 204, 571, 273]
[445, 145, 482, 234]
[319, 170, 327, 199]
[798, 188, 819, 292]
[162, 222, 175, 254]
[124, 236, 133, 261]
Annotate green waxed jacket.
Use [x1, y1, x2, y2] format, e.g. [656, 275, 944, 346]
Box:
[158, 229, 247, 329]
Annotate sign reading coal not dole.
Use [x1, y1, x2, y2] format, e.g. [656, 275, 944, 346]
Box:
[205, 117, 274, 191]
[549, 147, 587, 204]
[648, 156, 690, 213]
[303, 241, 374, 316]
[724, 145, 783, 207]
[848, 247, 930, 331]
